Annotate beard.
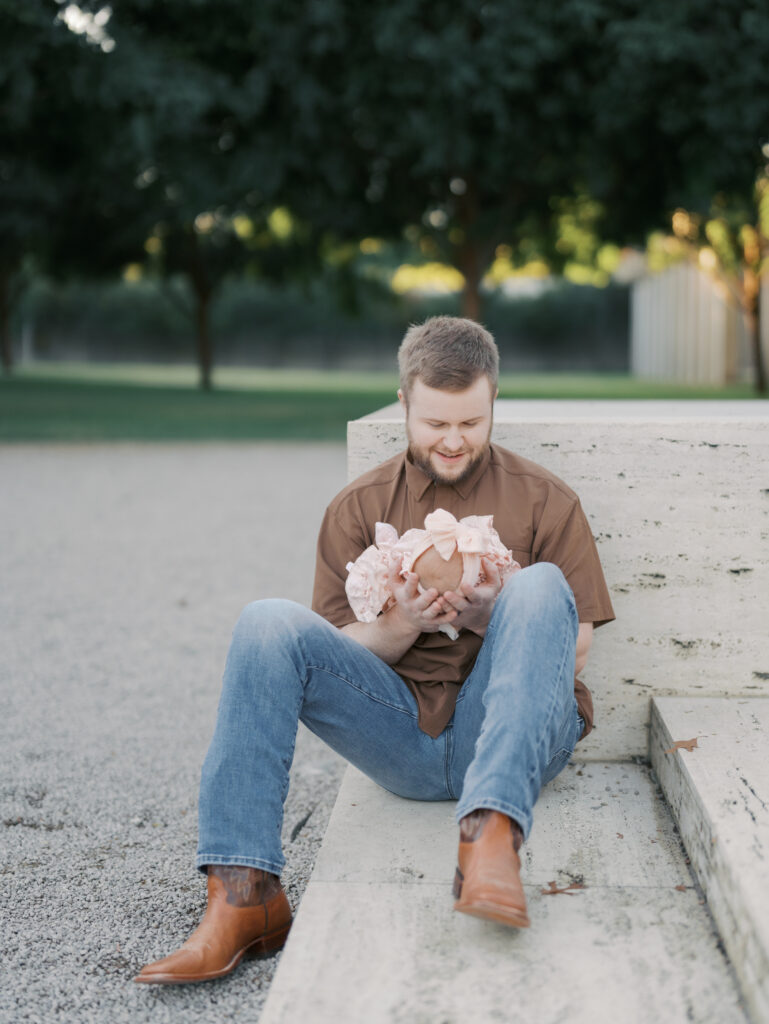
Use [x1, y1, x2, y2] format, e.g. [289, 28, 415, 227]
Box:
[407, 431, 491, 487]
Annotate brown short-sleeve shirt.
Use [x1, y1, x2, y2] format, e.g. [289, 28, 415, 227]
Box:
[312, 443, 615, 741]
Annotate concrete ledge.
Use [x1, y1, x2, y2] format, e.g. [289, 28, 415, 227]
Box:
[260, 763, 748, 1024]
[651, 696, 769, 1024]
[258, 404, 767, 1023]
[348, 400, 769, 760]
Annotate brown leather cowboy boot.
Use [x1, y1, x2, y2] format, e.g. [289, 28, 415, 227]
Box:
[133, 866, 292, 985]
[453, 809, 530, 928]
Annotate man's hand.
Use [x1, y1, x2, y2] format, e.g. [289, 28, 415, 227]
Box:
[389, 570, 459, 634]
[439, 557, 503, 638]
[340, 566, 459, 664]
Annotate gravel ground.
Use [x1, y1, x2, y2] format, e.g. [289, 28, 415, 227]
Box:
[0, 443, 349, 1024]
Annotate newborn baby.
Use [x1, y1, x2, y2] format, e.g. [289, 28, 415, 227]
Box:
[345, 509, 520, 639]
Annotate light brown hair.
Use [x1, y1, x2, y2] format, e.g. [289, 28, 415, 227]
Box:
[397, 316, 499, 402]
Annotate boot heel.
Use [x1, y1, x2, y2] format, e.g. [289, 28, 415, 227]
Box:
[452, 868, 463, 900]
[246, 923, 291, 959]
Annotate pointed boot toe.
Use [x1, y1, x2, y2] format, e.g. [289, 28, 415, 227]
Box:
[134, 870, 292, 985]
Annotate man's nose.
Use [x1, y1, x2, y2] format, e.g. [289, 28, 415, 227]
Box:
[443, 428, 463, 451]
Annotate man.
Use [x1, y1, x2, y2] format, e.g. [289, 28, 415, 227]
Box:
[135, 316, 614, 985]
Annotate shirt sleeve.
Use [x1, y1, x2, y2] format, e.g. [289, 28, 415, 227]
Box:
[312, 494, 371, 628]
[533, 493, 615, 627]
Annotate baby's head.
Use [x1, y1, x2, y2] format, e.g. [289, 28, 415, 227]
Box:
[412, 545, 463, 593]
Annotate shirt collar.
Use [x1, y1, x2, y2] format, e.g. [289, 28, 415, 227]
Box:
[404, 445, 492, 501]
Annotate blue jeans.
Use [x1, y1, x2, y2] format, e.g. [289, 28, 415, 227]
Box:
[197, 562, 583, 877]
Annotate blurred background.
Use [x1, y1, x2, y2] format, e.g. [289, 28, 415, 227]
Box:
[2, 0, 769, 439]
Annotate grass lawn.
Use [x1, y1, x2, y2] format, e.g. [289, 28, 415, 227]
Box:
[0, 362, 760, 442]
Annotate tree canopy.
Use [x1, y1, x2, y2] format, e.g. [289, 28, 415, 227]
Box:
[2, 0, 768, 384]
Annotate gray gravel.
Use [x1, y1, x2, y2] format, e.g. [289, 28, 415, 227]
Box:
[0, 443, 349, 1024]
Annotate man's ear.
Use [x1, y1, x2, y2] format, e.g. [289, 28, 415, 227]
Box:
[397, 388, 406, 409]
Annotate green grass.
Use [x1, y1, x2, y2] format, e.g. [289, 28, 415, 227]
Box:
[0, 362, 759, 442]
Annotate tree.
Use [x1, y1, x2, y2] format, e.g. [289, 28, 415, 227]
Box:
[7, 1, 768, 387]
[212, 0, 767, 349]
[584, 0, 769, 391]
[0, 1, 114, 373]
[244, 0, 612, 319]
[1, 0, 318, 386]
[67, 0, 330, 388]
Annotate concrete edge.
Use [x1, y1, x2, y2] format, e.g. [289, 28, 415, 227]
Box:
[650, 698, 769, 1023]
[351, 404, 769, 425]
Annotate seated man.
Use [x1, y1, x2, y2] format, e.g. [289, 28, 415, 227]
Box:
[135, 315, 615, 985]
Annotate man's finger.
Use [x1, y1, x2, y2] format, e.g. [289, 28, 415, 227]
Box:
[426, 591, 457, 613]
[481, 558, 502, 587]
[443, 589, 470, 611]
[415, 585, 438, 606]
[395, 571, 419, 599]
[426, 607, 458, 624]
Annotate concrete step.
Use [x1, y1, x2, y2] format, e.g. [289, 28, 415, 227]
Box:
[260, 761, 749, 1024]
[347, 403, 769, 761]
[651, 697, 769, 1024]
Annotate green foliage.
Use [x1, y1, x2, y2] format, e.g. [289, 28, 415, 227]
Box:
[0, 1, 153, 280]
[2, 0, 768, 377]
[589, 0, 769, 240]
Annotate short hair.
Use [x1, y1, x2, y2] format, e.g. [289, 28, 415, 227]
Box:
[397, 316, 499, 401]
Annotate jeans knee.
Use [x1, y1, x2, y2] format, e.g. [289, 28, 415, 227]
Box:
[522, 560, 566, 588]
[234, 598, 313, 642]
[495, 562, 576, 624]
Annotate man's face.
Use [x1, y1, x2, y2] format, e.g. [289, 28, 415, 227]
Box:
[399, 376, 496, 486]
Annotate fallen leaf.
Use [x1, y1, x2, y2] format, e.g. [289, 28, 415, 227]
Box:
[675, 885, 687, 892]
[541, 880, 585, 896]
[616, 832, 624, 839]
[665, 737, 699, 753]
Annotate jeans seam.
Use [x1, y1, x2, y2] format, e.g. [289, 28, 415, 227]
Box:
[444, 728, 457, 799]
[526, 595, 577, 787]
[455, 620, 496, 708]
[304, 663, 417, 718]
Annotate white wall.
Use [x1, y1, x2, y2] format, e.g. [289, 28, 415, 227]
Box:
[630, 264, 760, 385]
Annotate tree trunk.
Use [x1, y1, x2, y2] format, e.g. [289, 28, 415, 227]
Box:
[0, 269, 12, 375]
[186, 229, 213, 391]
[458, 241, 483, 321]
[452, 176, 487, 322]
[744, 298, 766, 396]
[194, 286, 212, 391]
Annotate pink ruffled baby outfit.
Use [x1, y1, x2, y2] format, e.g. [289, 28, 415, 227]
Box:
[345, 509, 521, 640]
